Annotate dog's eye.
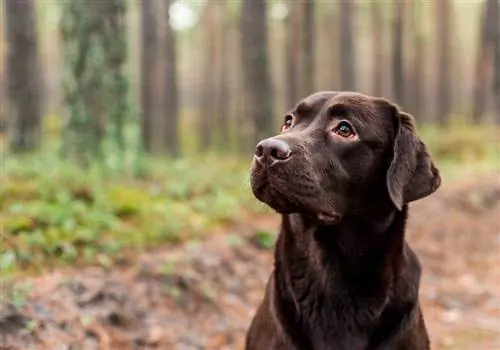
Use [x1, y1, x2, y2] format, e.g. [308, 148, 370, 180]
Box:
[282, 115, 294, 130]
[334, 122, 355, 138]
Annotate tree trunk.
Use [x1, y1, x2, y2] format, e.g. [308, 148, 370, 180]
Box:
[241, 0, 274, 146]
[371, 1, 383, 97]
[60, 0, 130, 166]
[339, 0, 355, 91]
[101, 0, 129, 162]
[392, 0, 405, 106]
[140, 0, 157, 152]
[436, 0, 452, 125]
[301, 0, 315, 96]
[411, 1, 425, 120]
[215, 0, 230, 149]
[490, 0, 500, 124]
[0, 14, 5, 131]
[4, 0, 42, 152]
[326, 3, 340, 91]
[164, 0, 179, 156]
[199, 1, 217, 151]
[284, 0, 300, 107]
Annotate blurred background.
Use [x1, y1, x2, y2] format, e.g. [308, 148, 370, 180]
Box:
[1, 0, 499, 349]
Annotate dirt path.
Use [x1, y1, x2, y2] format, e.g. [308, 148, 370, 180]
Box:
[1, 176, 499, 350]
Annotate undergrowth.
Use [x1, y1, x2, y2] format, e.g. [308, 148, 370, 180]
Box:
[1, 152, 268, 276]
[0, 122, 498, 276]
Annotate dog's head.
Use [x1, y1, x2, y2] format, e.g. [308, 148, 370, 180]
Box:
[250, 91, 441, 223]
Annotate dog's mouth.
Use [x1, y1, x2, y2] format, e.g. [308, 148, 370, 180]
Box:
[250, 166, 340, 224]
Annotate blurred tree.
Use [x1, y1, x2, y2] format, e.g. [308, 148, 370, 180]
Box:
[371, 0, 383, 97]
[60, 0, 130, 166]
[284, 0, 300, 107]
[301, 0, 315, 96]
[493, 0, 500, 123]
[164, 0, 179, 156]
[0, 13, 4, 130]
[102, 0, 130, 165]
[199, 1, 217, 151]
[140, 0, 158, 152]
[392, 0, 405, 106]
[339, 0, 356, 91]
[4, 0, 42, 152]
[324, 2, 339, 91]
[436, 0, 452, 125]
[214, 0, 231, 149]
[241, 0, 274, 145]
[407, 1, 425, 119]
[472, 0, 499, 123]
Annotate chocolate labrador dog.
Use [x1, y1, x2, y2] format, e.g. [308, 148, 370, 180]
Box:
[246, 91, 441, 350]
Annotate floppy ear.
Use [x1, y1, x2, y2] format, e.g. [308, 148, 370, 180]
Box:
[380, 100, 441, 210]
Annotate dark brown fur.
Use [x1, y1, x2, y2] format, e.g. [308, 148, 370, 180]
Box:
[246, 91, 441, 350]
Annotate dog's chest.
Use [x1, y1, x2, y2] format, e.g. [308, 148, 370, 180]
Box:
[296, 288, 386, 350]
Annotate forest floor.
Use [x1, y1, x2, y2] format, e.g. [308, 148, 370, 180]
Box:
[1, 175, 499, 350]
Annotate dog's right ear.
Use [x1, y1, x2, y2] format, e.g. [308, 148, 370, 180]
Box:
[376, 99, 441, 210]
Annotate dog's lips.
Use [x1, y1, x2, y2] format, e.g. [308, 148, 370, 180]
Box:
[317, 211, 341, 223]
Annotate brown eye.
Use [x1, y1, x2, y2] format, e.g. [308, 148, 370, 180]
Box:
[282, 115, 293, 130]
[334, 121, 355, 138]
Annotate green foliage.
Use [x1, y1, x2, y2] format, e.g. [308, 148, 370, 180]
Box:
[1, 153, 263, 276]
[253, 230, 276, 249]
[419, 122, 499, 180]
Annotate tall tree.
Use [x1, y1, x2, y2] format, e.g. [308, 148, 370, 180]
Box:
[339, 0, 355, 91]
[241, 0, 274, 145]
[101, 0, 129, 162]
[284, 0, 300, 107]
[301, 0, 315, 96]
[140, 0, 158, 152]
[471, 0, 499, 123]
[214, 0, 231, 148]
[435, 0, 452, 125]
[490, 0, 500, 123]
[4, 0, 42, 152]
[0, 13, 4, 129]
[371, 1, 383, 97]
[408, 1, 425, 120]
[199, 1, 217, 151]
[60, 0, 130, 166]
[164, 0, 179, 155]
[392, 0, 405, 106]
[325, 3, 340, 91]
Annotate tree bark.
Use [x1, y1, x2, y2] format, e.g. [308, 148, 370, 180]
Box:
[101, 0, 129, 158]
[471, 0, 498, 123]
[301, 0, 315, 96]
[215, 0, 230, 149]
[4, 0, 42, 152]
[339, 0, 356, 91]
[199, 1, 217, 151]
[490, 0, 500, 123]
[284, 0, 300, 107]
[392, 0, 405, 106]
[410, 1, 425, 120]
[164, 0, 179, 156]
[436, 0, 452, 125]
[241, 0, 274, 146]
[371, 1, 383, 97]
[140, 0, 158, 152]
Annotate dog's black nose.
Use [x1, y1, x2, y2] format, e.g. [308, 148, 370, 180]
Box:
[255, 138, 292, 161]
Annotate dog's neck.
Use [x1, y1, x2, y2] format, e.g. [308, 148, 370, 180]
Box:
[277, 205, 407, 283]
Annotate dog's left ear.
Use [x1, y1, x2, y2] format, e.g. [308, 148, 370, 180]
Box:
[376, 99, 441, 210]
